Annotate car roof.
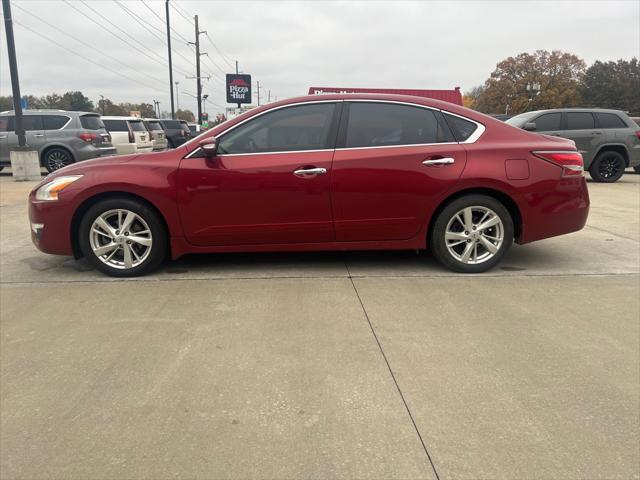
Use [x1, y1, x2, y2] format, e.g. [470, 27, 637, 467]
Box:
[0, 109, 99, 116]
[101, 116, 144, 121]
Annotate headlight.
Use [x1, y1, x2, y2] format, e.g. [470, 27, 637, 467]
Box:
[35, 175, 83, 201]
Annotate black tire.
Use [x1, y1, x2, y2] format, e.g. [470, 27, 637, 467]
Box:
[633, 165, 640, 174]
[430, 195, 514, 274]
[589, 150, 626, 183]
[43, 147, 75, 173]
[78, 197, 167, 277]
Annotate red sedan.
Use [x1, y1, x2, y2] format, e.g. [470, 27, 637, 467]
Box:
[28, 94, 589, 277]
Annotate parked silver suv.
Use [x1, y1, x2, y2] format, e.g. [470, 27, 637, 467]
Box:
[507, 108, 640, 182]
[0, 110, 116, 173]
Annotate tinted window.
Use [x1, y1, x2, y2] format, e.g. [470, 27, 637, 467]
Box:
[219, 103, 336, 154]
[42, 115, 70, 130]
[566, 112, 595, 130]
[103, 119, 128, 132]
[146, 121, 162, 131]
[532, 113, 561, 131]
[129, 121, 146, 132]
[80, 115, 105, 130]
[595, 112, 627, 129]
[442, 112, 478, 141]
[6, 115, 43, 131]
[162, 120, 181, 129]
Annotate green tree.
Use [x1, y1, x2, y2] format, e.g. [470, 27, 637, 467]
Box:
[580, 58, 640, 115]
[60, 91, 94, 111]
[475, 50, 586, 114]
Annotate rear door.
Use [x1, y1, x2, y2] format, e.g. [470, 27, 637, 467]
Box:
[330, 101, 468, 242]
[595, 112, 630, 144]
[564, 112, 601, 167]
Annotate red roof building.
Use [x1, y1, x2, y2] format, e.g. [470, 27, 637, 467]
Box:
[308, 86, 463, 106]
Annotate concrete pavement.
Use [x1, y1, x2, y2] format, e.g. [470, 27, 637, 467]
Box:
[1, 172, 638, 479]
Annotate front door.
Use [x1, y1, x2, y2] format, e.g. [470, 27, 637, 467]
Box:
[178, 102, 340, 246]
[6, 115, 46, 159]
[331, 101, 468, 242]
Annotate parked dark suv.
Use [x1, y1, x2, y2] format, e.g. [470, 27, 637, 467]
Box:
[0, 110, 116, 172]
[507, 108, 640, 182]
[158, 119, 192, 148]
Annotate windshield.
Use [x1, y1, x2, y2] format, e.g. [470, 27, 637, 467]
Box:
[505, 112, 537, 127]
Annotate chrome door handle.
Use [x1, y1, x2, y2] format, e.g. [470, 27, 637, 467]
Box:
[293, 167, 327, 177]
[422, 157, 455, 166]
[0, 135, 7, 139]
[34, 134, 45, 137]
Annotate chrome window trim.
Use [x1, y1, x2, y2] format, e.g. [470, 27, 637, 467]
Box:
[184, 98, 486, 158]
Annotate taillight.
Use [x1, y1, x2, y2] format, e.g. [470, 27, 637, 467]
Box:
[635, 131, 640, 139]
[78, 132, 97, 142]
[533, 151, 584, 177]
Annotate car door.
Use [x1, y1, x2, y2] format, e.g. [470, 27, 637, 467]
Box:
[5, 115, 46, 155]
[178, 102, 340, 246]
[563, 112, 601, 168]
[595, 111, 630, 144]
[530, 112, 563, 137]
[0, 116, 9, 164]
[330, 101, 468, 242]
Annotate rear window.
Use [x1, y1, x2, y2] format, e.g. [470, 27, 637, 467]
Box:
[162, 120, 181, 129]
[80, 115, 105, 130]
[566, 112, 595, 130]
[103, 119, 129, 132]
[443, 112, 478, 141]
[43, 115, 70, 130]
[129, 121, 147, 132]
[146, 121, 163, 131]
[532, 113, 562, 131]
[595, 113, 627, 129]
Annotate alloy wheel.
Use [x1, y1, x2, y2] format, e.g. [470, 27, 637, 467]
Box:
[46, 150, 73, 171]
[598, 154, 624, 180]
[445, 206, 504, 264]
[89, 209, 153, 270]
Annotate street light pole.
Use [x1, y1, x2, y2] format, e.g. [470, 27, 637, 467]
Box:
[165, 0, 175, 119]
[2, 0, 25, 147]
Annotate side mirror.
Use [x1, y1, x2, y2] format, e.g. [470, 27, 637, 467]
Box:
[199, 137, 219, 157]
[523, 122, 537, 131]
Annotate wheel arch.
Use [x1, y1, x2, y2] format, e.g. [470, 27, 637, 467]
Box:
[70, 191, 171, 259]
[427, 187, 523, 245]
[593, 143, 630, 167]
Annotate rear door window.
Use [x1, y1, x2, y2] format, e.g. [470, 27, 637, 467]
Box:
[595, 113, 627, 129]
[532, 113, 562, 131]
[80, 115, 105, 130]
[345, 102, 453, 148]
[103, 119, 129, 132]
[42, 115, 70, 130]
[566, 112, 595, 130]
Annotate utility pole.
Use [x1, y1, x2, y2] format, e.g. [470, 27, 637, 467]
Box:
[175, 81, 180, 110]
[191, 15, 207, 125]
[235, 60, 240, 109]
[257, 81, 260, 106]
[100, 94, 105, 115]
[2, 0, 25, 147]
[268, 90, 271, 103]
[165, 0, 175, 119]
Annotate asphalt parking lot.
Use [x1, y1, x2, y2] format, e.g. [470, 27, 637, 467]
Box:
[1, 171, 639, 479]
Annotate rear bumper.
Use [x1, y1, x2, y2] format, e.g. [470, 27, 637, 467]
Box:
[519, 176, 590, 244]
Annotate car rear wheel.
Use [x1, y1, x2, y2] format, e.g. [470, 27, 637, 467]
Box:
[43, 147, 75, 173]
[430, 195, 514, 273]
[78, 197, 167, 277]
[589, 151, 625, 183]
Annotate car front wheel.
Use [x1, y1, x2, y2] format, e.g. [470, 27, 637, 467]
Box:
[589, 151, 625, 183]
[430, 195, 514, 273]
[78, 198, 167, 277]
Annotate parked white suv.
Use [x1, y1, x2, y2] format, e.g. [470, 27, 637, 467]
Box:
[143, 118, 168, 151]
[102, 116, 153, 155]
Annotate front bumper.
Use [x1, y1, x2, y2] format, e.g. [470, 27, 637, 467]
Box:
[28, 193, 75, 256]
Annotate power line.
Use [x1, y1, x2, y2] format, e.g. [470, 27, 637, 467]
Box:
[11, 3, 167, 90]
[205, 32, 234, 70]
[140, 0, 192, 46]
[170, 1, 195, 26]
[63, 0, 193, 79]
[13, 20, 165, 94]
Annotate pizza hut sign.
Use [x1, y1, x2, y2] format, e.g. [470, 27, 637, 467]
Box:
[226, 74, 252, 104]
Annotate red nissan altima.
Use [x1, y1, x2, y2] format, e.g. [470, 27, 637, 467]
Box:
[28, 94, 589, 277]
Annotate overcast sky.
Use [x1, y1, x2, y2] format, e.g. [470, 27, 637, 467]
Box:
[1, 0, 639, 116]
